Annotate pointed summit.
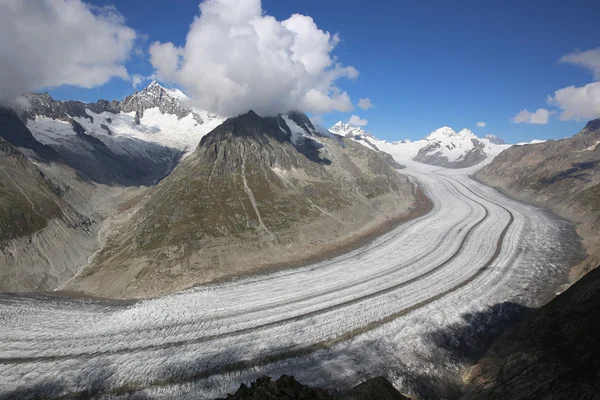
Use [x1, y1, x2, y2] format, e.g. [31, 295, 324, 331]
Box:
[425, 126, 456, 141]
[120, 81, 202, 123]
[328, 121, 373, 139]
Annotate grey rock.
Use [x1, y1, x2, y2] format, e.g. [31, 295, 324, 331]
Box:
[484, 134, 505, 145]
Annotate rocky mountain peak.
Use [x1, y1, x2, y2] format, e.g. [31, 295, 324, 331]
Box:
[329, 121, 373, 139]
[120, 81, 204, 124]
[287, 110, 315, 134]
[425, 126, 457, 140]
[581, 118, 600, 135]
[484, 134, 506, 145]
[199, 110, 290, 147]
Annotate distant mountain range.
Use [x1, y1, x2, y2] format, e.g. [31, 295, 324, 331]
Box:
[329, 122, 511, 168]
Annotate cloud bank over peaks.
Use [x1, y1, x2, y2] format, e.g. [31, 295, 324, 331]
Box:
[149, 0, 359, 117]
[0, 0, 137, 105]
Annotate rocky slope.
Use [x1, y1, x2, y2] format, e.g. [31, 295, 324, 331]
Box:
[460, 262, 600, 400]
[475, 119, 600, 282]
[0, 125, 96, 291]
[64, 111, 418, 298]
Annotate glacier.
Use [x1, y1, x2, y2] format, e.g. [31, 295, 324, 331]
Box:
[0, 142, 583, 399]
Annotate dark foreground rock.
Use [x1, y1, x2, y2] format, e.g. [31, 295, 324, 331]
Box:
[460, 264, 600, 400]
[217, 375, 409, 400]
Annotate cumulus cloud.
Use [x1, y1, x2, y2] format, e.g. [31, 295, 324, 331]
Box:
[476, 121, 487, 128]
[560, 47, 600, 79]
[131, 74, 144, 88]
[0, 0, 137, 105]
[358, 98, 374, 110]
[131, 73, 156, 88]
[512, 108, 550, 124]
[548, 81, 600, 121]
[348, 115, 368, 126]
[149, 0, 358, 117]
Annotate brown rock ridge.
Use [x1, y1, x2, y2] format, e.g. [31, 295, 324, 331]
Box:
[64, 111, 420, 299]
[475, 119, 600, 282]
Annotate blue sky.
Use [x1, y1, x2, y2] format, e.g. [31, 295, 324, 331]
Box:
[46, 0, 600, 143]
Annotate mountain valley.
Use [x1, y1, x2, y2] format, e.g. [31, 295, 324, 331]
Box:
[0, 83, 598, 400]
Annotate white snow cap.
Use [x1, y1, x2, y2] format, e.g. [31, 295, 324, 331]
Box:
[425, 126, 456, 141]
[329, 121, 373, 138]
[426, 127, 478, 141]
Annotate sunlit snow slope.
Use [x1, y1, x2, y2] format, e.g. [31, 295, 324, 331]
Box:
[0, 148, 582, 399]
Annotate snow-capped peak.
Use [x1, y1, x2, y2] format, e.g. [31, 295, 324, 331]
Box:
[457, 128, 477, 139]
[483, 134, 506, 145]
[425, 126, 457, 141]
[329, 121, 374, 139]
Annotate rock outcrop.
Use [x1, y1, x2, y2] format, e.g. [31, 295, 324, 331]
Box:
[217, 375, 410, 400]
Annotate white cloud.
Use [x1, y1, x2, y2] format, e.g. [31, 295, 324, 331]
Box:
[512, 108, 550, 124]
[476, 121, 487, 128]
[560, 47, 600, 79]
[132, 74, 144, 88]
[358, 98, 374, 110]
[131, 73, 156, 88]
[0, 0, 137, 105]
[548, 81, 600, 121]
[348, 115, 368, 126]
[149, 0, 358, 117]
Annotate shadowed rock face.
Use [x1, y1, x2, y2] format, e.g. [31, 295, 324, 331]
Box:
[460, 264, 600, 400]
[0, 108, 58, 160]
[475, 118, 600, 282]
[217, 375, 410, 400]
[64, 111, 416, 298]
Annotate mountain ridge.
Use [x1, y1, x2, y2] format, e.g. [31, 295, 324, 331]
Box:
[63, 110, 420, 298]
[329, 121, 510, 168]
[475, 118, 600, 283]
